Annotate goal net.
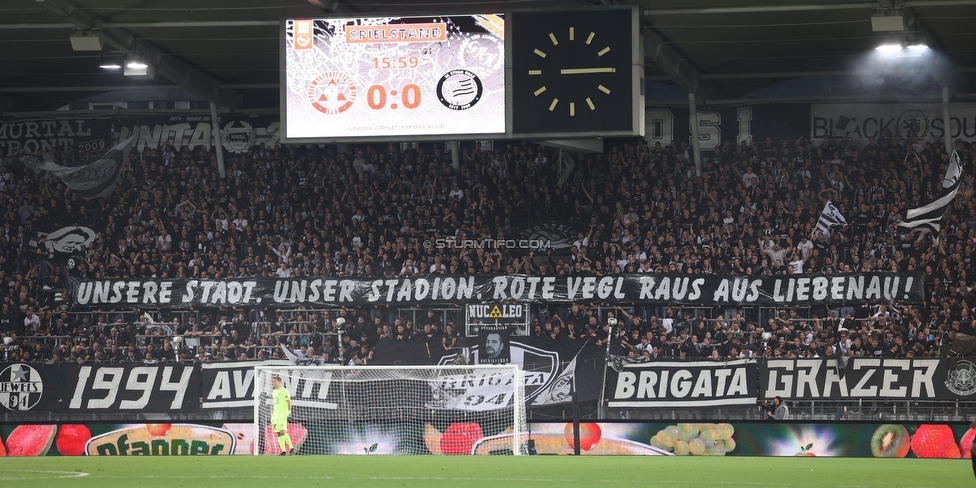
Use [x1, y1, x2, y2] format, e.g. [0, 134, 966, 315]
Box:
[253, 364, 527, 455]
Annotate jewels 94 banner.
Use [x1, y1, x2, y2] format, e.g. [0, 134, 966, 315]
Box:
[0, 362, 200, 413]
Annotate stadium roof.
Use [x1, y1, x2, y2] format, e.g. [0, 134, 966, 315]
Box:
[2, 0, 976, 113]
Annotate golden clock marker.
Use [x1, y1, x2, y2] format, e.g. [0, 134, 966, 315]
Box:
[528, 70, 542, 75]
[534, 86, 547, 96]
[598, 46, 610, 56]
[549, 33, 558, 45]
[586, 32, 595, 45]
[570, 102, 575, 117]
[598, 85, 611, 94]
[569, 27, 575, 41]
[534, 49, 546, 58]
[560, 67, 616, 75]
[549, 98, 559, 111]
[586, 97, 595, 110]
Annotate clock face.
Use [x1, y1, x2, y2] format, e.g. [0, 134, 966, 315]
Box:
[511, 8, 636, 136]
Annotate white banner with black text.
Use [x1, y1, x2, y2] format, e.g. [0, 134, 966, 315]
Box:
[72, 272, 925, 308]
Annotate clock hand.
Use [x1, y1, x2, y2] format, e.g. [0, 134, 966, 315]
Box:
[559, 67, 616, 75]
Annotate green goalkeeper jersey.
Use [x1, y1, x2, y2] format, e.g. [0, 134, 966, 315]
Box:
[272, 386, 291, 419]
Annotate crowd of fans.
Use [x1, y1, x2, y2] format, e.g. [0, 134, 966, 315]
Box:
[0, 128, 974, 366]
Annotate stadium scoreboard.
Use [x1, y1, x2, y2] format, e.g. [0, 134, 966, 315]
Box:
[280, 6, 643, 143]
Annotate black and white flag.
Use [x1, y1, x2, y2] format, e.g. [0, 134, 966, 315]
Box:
[19, 135, 136, 200]
[814, 200, 848, 238]
[531, 356, 577, 405]
[895, 150, 963, 244]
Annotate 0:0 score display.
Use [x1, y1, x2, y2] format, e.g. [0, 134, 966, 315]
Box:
[365, 84, 421, 110]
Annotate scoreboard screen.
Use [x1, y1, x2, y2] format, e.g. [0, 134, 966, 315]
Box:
[281, 15, 506, 142]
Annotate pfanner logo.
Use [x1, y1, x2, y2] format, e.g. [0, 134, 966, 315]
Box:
[85, 424, 236, 456]
[945, 360, 976, 396]
[0, 364, 43, 411]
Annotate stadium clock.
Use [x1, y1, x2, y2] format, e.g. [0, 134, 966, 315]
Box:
[510, 7, 642, 137]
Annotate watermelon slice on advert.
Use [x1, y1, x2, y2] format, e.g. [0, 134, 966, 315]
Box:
[262, 423, 308, 454]
[5, 424, 57, 456]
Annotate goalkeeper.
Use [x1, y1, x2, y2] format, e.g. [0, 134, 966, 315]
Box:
[271, 375, 294, 455]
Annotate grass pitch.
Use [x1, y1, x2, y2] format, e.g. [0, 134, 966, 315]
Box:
[0, 455, 969, 487]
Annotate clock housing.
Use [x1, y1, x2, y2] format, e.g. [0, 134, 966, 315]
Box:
[510, 7, 643, 138]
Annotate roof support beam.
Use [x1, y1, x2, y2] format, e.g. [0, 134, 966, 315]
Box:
[643, 27, 712, 99]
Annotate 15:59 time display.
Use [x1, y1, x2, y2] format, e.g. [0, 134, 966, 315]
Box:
[371, 56, 419, 69]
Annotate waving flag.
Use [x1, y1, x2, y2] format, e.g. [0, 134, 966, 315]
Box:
[814, 200, 848, 238]
[19, 135, 136, 199]
[895, 150, 963, 244]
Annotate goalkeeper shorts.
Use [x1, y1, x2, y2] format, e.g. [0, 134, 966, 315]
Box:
[271, 417, 288, 433]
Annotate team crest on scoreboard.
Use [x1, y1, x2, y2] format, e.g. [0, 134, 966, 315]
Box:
[293, 19, 313, 51]
[0, 364, 44, 411]
[307, 71, 358, 115]
[436, 69, 483, 111]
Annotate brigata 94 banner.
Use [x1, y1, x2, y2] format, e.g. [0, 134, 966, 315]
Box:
[282, 15, 505, 141]
[72, 272, 924, 308]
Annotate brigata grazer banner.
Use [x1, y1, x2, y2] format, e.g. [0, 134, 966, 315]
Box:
[72, 272, 924, 308]
[603, 357, 976, 408]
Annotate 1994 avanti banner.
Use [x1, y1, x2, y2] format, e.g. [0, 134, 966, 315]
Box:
[72, 272, 924, 308]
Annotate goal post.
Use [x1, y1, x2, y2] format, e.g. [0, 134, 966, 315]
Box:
[253, 364, 527, 455]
